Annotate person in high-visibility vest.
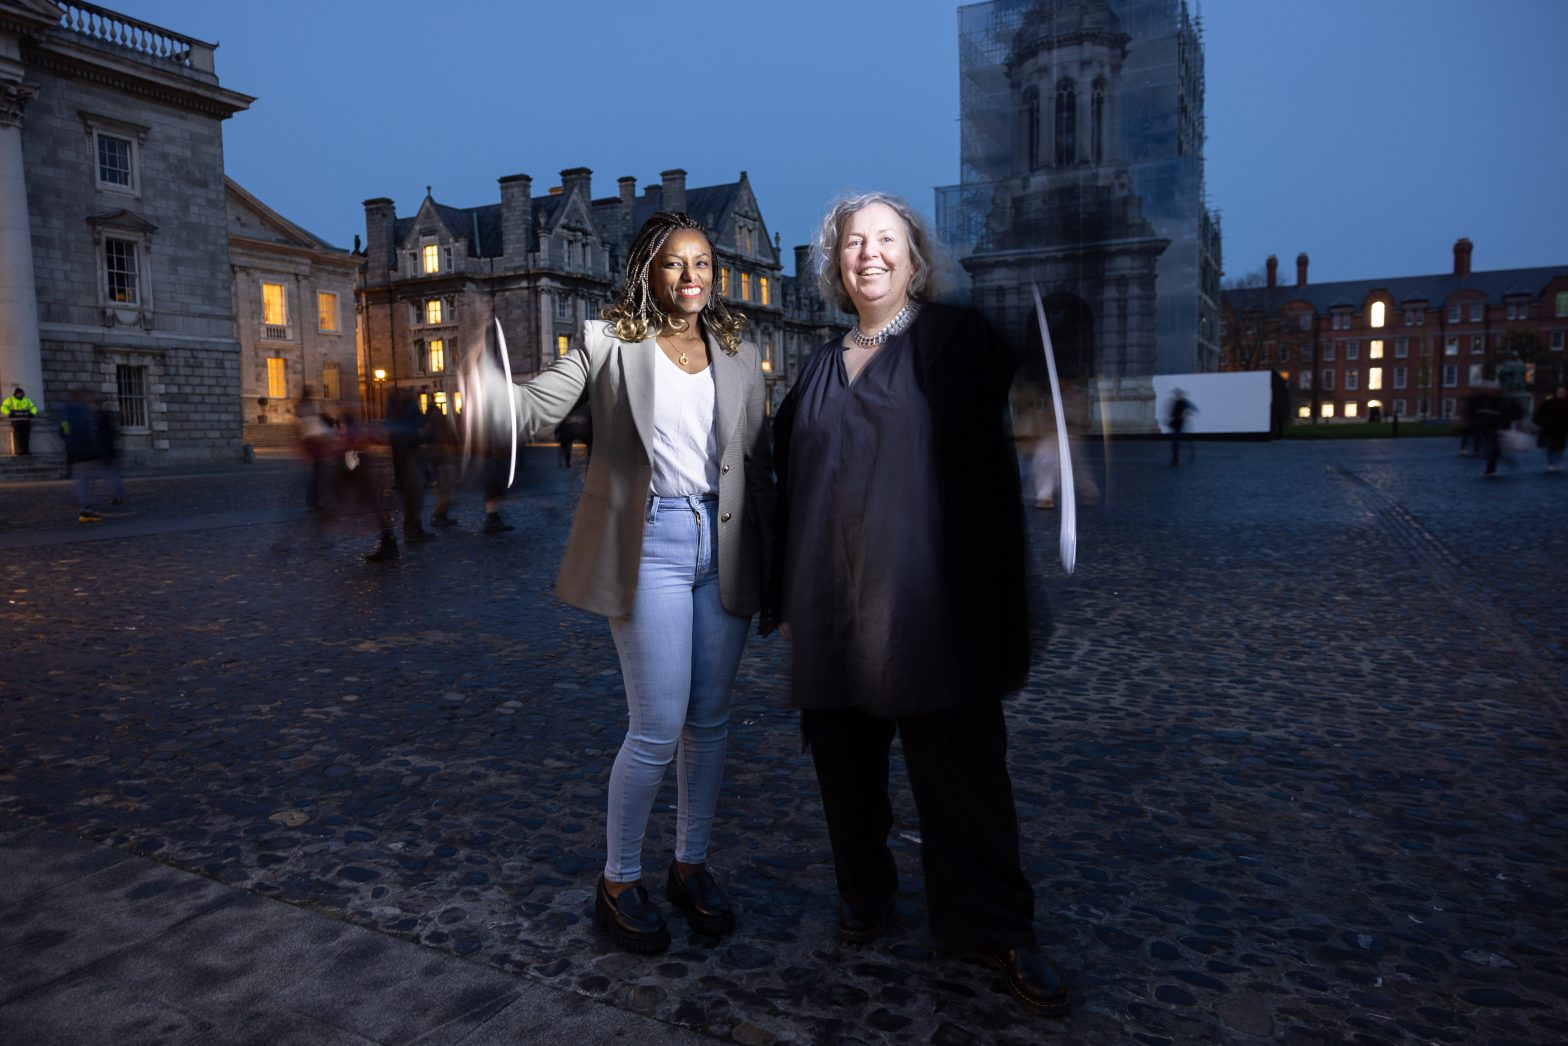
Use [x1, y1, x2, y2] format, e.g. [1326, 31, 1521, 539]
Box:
[2, 387, 39, 455]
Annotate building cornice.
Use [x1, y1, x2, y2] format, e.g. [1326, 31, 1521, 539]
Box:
[22, 34, 252, 119]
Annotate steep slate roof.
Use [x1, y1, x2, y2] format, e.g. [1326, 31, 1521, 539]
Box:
[1227, 265, 1566, 315]
[393, 198, 505, 258]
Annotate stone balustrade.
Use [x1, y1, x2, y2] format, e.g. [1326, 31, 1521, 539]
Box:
[55, 1, 217, 74]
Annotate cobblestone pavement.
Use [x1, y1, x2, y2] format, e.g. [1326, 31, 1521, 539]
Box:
[1, 439, 1565, 1044]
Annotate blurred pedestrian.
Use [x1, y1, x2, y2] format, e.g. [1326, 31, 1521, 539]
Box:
[1470, 381, 1522, 476]
[297, 385, 333, 511]
[58, 400, 113, 522]
[1165, 387, 1196, 466]
[473, 211, 773, 954]
[425, 395, 459, 526]
[1532, 385, 1567, 472]
[333, 414, 400, 561]
[95, 402, 124, 506]
[1029, 387, 1099, 510]
[388, 388, 434, 543]
[770, 191, 1067, 1016]
[2, 386, 37, 455]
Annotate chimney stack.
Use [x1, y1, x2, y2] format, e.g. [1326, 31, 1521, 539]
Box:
[560, 167, 593, 201]
[660, 169, 687, 214]
[617, 176, 636, 218]
[498, 174, 533, 268]
[1296, 252, 1309, 287]
[1453, 237, 1473, 278]
[1266, 254, 1278, 288]
[361, 197, 397, 286]
[644, 183, 663, 210]
[794, 244, 813, 280]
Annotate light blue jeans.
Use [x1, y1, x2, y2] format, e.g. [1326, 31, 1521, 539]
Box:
[604, 494, 749, 882]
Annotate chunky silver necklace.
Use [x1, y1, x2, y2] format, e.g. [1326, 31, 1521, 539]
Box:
[849, 300, 921, 348]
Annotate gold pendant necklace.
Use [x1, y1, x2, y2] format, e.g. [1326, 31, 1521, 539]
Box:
[678, 349, 689, 367]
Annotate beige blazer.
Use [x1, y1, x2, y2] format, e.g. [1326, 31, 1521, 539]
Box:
[509, 319, 774, 619]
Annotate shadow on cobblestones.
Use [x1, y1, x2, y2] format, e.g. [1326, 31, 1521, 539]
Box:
[2, 440, 1565, 1043]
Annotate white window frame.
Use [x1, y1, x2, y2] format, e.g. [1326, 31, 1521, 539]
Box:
[260, 280, 290, 341]
[1344, 370, 1358, 391]
[1552, 330, 1564, 351]
[1442, 364, 1457, 388]
[116, 362, 150, 430]
[1394, 338, 1408, 358]
[1393, 366, 1408, 389]
[1393, 398, 1407, 417]
[81, 113, 148, 199]
[1469, 303, 1482, 323]
[318, 291, 339, 333]
[89, 215, 155, 322]
[1321, 369, 1334, 391]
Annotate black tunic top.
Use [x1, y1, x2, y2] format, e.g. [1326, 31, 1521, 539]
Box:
[771, 303, 1032, 719]
[779, 329, 959, 716]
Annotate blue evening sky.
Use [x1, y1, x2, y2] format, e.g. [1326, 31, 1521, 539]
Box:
[122, 0, 1567, 284]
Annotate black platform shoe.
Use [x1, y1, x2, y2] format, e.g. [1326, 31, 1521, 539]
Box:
[975, 947, 1070, 1015]
[594, 877, 670, 954]
[836, 898, 891, 944]
[665, 862, 736, 936]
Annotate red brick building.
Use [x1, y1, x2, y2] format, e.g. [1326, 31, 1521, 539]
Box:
[1221, 240, 1568, 423]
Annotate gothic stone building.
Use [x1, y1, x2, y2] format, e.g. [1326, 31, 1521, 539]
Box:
[938, 0, 1222, 432]
[2, 0, 253, 463]
[357, 167, 836, 418]
[1222, 241, 1568, 424]
[226, 177, 358, 444]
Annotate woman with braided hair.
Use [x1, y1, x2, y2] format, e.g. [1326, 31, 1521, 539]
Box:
[480, 211, 774, 953]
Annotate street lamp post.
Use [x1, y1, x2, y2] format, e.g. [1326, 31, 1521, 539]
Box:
[373, 368, 386, 420]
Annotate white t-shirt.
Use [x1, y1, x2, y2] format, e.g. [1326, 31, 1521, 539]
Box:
[650, 348, 720, 496]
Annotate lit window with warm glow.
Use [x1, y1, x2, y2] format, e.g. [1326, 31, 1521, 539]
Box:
[1369, 339, 1383, 359]
[1370, 301, 1386, 328]
[419, 392, 429, 413]
[1321, 403, 1335, 418]
[423, 243, 440, 273]
[720, 268, 731, 295]
[453, 391, 463, 414]
[318, 292, 338, 332]
[1298, 406, 1311, 418]
[262, 282, 286, 326]
[266, 357, 286, 399]
[433, 391, 448, 414]
[760, 277, 770, 306]
[1369, 367, 1383, 390]
[557, 335, 570, 357]
[741, 272, 752, 301]
[761, 333, 773, 373]
[426, 299, 443, 324]
[429, 339, 445, 373]
[1345, 402, 1358, 418]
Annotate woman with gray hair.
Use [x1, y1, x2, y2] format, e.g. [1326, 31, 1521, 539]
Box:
[769, 192, 1068, 1014]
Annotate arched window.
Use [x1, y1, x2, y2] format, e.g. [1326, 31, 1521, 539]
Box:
[1091, 79, 1106, 163]
[1023, 86, 1040, 169]
[1054, 79, 1077, 166]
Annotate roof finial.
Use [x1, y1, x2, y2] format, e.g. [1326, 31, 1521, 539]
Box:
[425, 185, 432, 198]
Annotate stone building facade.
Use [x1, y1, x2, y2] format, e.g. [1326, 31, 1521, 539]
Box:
[357, 167, 842, 418]
[226, 178, 358, 443]
[2, 0, 253, 463]
[936, 0, 1222, 432]
[1222, 241, 1568, 424]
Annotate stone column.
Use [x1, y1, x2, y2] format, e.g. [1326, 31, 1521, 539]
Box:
[0, 77, 42, 411]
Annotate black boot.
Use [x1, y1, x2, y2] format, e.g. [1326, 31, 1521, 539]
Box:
[595, 878, 669, 954]
[666, 862, 736, 936]
[974, 947, 1070, 1015]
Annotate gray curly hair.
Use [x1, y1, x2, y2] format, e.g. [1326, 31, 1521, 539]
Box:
[811, 191, 943, 313]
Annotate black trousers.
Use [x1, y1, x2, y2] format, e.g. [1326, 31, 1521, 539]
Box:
[804, 701, 1037, 951]
[11, 418, 31, 455]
